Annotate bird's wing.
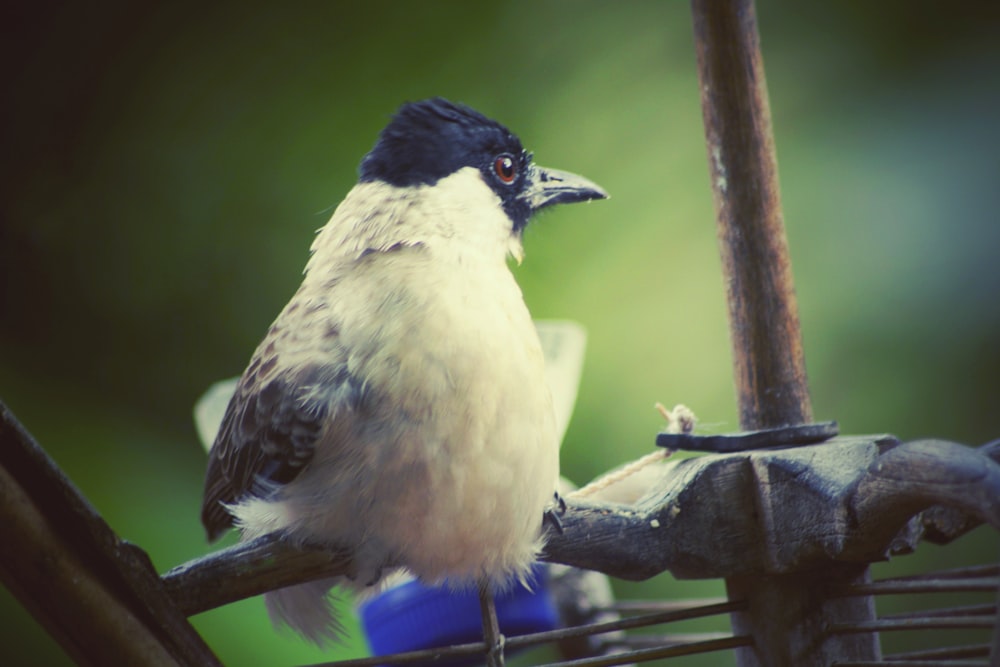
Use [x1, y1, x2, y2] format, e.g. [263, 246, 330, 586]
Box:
[201, 247, 419, 541]
[200, 358, 355, 541]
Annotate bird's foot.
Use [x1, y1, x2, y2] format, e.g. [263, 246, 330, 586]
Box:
[479, 581, 506, 667]
[485, 632, 506, 667]
[542, 490, 567, 535]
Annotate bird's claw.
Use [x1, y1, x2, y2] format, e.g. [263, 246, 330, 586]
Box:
[542, 490, 567, 535]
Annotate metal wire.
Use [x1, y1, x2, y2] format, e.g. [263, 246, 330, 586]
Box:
[608, 598, 729, 614]
[827, 563, 1000, 667]
[608, 632, 736, 648]
[836, 577, 998, 598]
[534, 635, 753, 667]
[306, 562, 999, 666]
[883, 643, 990, 661]
[829, 617, 995, 635]
[882, 605, 996, 622]
[834, 661, 988, 667]
[306, 598, 745, 667]
[507, 599, 745, 649]
[882, 565, 999, 581]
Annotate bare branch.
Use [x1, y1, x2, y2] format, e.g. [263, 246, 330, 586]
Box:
[163, 533, 351, 616]
[0, 400, 221, 667]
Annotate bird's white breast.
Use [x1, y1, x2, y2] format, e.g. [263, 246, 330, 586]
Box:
[365, 248, 559, 586]
[240, 171, 560, 589]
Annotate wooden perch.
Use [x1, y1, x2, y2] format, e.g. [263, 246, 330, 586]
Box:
[3, 393, 997, 659]
[164, 533, 350, 617]
[160, 433, 1000, 617]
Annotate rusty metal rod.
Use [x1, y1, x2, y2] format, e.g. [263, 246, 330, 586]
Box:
[837, 661, 988, 667]
[885, 644, 990, 661]
[829, 616, 996, 634]
[534, 635, 754, 667]
[874, 564, 999, 582]
[881, 604, 995, 621]
[837, 578, 1000, 597]
[304, 600, 748, 667]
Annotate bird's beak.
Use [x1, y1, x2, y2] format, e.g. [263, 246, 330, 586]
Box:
[522, 165, 608, 213]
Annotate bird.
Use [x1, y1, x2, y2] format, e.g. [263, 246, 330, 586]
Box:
[200, 97, 607, 650]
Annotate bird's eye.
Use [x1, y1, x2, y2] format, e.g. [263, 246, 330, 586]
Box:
[493, 154, 517, 184]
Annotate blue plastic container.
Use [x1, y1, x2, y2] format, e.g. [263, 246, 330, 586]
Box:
[359, 564, 557, 666]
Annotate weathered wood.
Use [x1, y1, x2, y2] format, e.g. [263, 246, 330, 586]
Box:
[5, 396, 990, 662]
[0, 400, 221, 667]
[853, 439, 1000, 552]
[920, 440, 1000, 546]
[689, 0, 871, 662]
[727, 566, 879, 666]
[163, 532, 350, 616]
[691, 0, 811, 432]
[553, 436, 1000, 579]
[161, 435, 1000, 616]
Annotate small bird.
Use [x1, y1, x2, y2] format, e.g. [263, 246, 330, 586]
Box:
[201, 97, 606, 647]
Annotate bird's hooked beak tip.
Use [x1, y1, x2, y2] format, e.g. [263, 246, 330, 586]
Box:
[524, 165, 608, 212]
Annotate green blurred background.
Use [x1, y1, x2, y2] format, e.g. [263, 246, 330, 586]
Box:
[2, 1, 999, 665]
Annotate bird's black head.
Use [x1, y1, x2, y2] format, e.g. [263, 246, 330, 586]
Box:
[360, 98, 606, 231]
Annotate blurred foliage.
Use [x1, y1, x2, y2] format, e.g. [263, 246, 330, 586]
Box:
[1, 1, 999, 665]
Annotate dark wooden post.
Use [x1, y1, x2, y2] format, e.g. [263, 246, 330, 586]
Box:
[690, 0, 880, 663]
[691, 0, 809, 431]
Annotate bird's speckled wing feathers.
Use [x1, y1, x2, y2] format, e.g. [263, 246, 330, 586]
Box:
[200, 245, 414, 542]
[200, 342, 374, 541]
[201, 367, 321, 540]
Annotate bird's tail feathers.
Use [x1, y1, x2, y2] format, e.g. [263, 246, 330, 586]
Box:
[265, 578, 346, 646]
